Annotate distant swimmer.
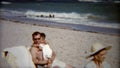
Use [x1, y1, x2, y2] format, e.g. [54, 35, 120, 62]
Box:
[49, 14, 55, 18]
[49, 14, 52, 18]
[40, 15, 44, 17]
[34, 14, 55, 18]
[52, 14, 55, 18]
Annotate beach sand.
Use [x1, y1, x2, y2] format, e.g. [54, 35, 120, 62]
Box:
[0, 19, 120, 68]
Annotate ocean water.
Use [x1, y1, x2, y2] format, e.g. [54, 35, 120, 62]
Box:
[0, 2, 120, 34]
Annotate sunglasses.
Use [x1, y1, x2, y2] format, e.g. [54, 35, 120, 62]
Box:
[33, 38, 41, 40]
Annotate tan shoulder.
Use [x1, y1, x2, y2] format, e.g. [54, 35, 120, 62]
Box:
[30, 46, 38, 51]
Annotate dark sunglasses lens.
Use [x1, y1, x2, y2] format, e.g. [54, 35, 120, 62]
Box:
[34, 38, 40, 40]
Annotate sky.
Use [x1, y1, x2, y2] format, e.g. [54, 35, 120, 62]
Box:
[1, 0, 120, 2]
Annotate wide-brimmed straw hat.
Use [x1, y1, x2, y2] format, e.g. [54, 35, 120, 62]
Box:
[86, 43, 112, 58]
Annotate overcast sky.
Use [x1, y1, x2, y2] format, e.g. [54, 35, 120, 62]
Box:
[1, 0, 120, 2]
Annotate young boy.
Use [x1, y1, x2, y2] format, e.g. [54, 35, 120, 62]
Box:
[39, 33, 53, 68]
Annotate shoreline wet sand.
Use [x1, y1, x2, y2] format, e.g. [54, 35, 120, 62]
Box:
[0, 19, 120, 68]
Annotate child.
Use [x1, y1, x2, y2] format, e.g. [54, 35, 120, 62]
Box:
[39, 33, 53, 68]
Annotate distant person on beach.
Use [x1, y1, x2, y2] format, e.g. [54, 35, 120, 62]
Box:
[30, 31, 73, 68]
[84, 43, 112, 68]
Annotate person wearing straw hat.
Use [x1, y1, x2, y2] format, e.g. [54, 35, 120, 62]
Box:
[84, 43, 112, 68]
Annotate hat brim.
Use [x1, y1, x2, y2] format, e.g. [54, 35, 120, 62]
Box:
[86, 46, 112, 59]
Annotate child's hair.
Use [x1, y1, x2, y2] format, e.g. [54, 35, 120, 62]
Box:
[40, 33, 46, 39]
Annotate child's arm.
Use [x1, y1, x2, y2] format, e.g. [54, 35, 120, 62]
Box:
[38, 45, 42, 51]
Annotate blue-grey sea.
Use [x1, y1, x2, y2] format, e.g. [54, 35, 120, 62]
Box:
[0, 2, 120, 34]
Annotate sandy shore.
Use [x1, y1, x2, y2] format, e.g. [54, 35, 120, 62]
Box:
[0, 19, 120, 68]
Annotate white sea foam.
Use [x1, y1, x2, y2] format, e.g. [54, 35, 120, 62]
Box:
[25, 10, 119, 29]
[0, 9, 119, 29]
[0, 1, 12, 4]
[0, 9, 24, 17]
